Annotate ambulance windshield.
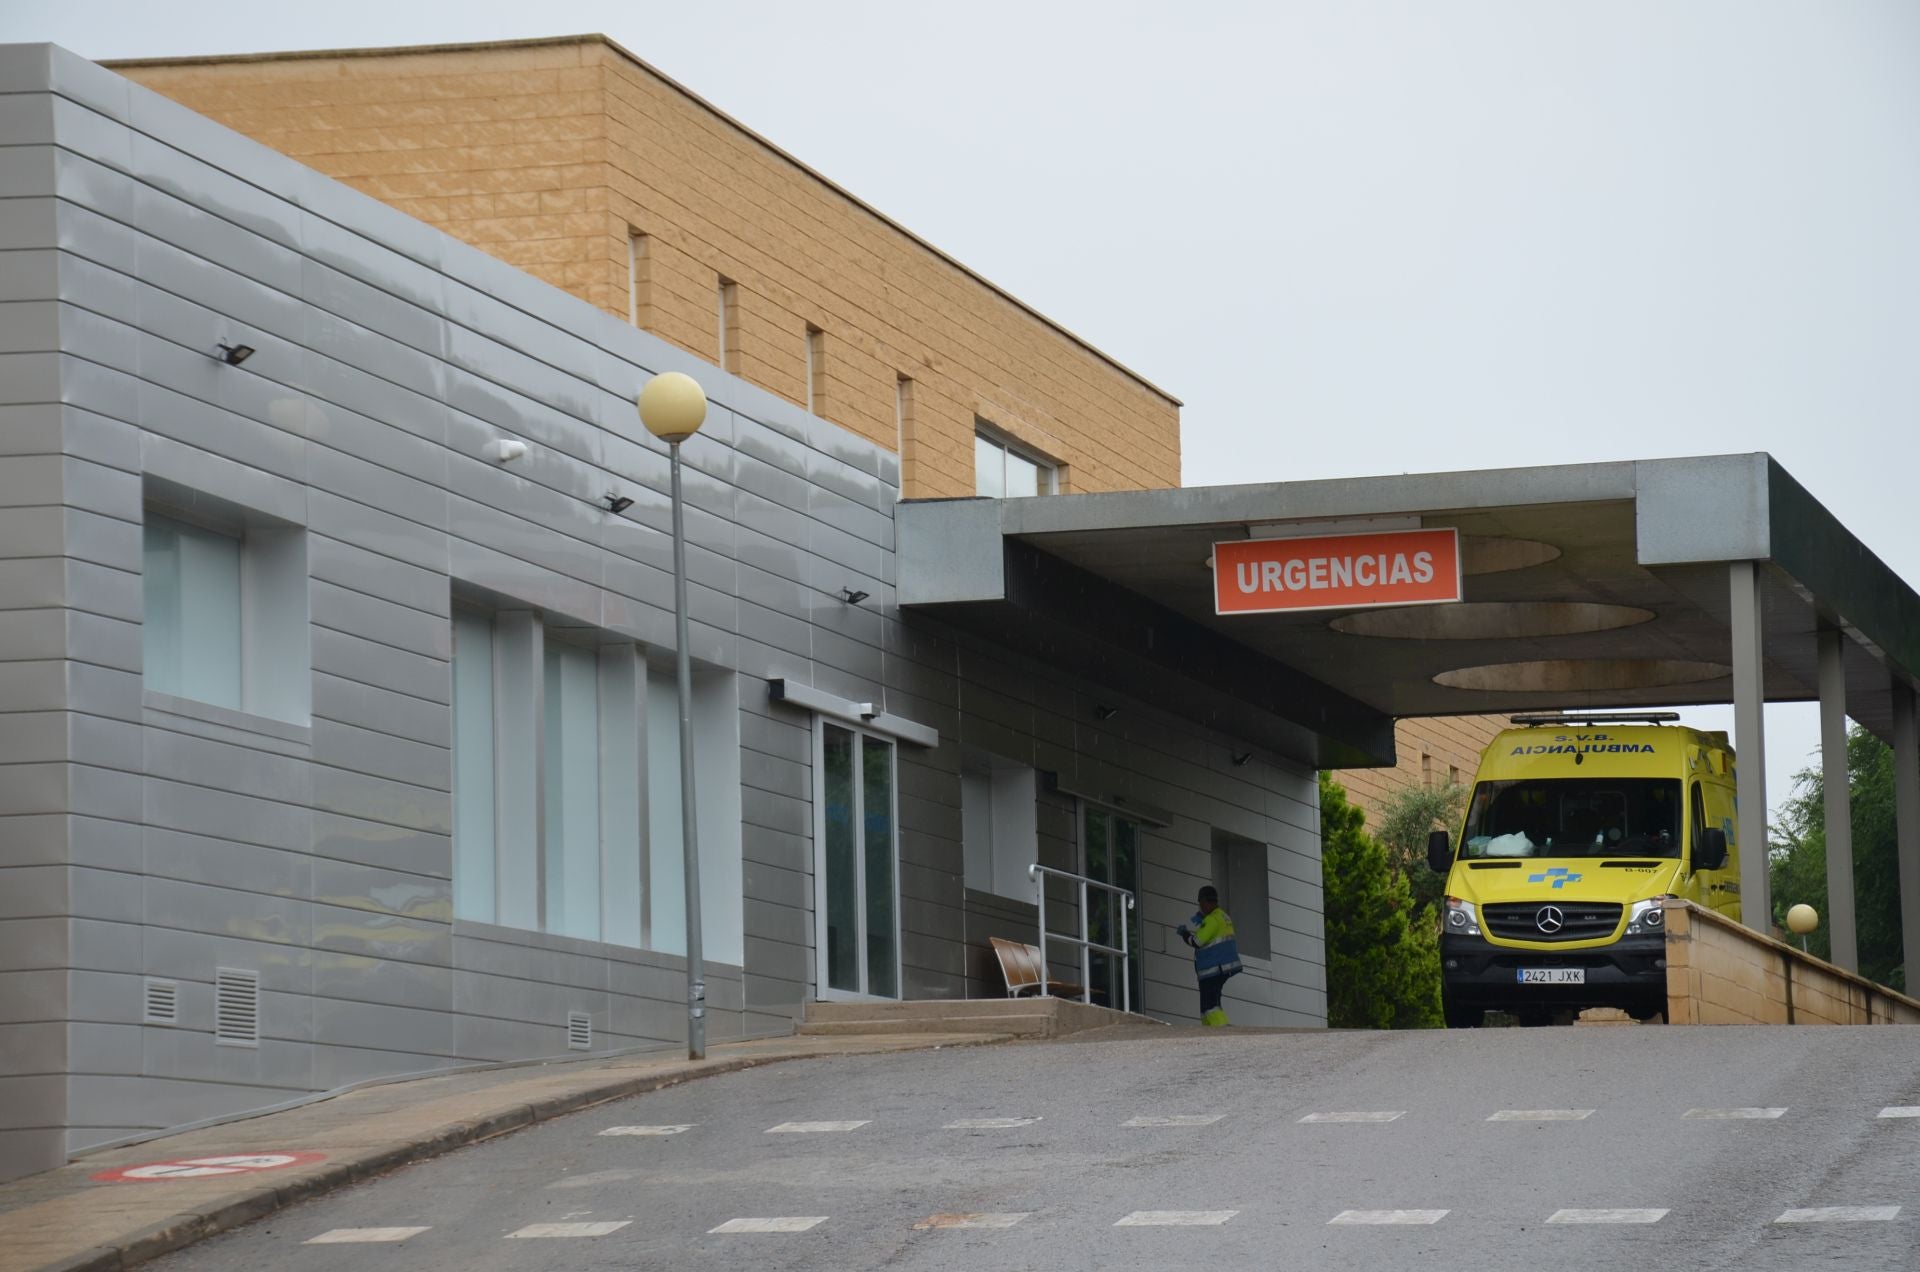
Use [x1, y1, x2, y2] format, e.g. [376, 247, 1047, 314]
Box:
[1459, 778, 1682, 859]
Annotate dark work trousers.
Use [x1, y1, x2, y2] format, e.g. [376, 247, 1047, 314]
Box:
[1198, 973, 1226, 1016]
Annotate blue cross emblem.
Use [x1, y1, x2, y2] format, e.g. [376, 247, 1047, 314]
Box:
[1528, 867, 1582, 888]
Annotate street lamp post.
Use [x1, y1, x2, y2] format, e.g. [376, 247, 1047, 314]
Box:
[637, 371, 710, 1060]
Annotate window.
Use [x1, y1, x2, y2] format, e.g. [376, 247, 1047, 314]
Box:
[805, 324, 825, 416]
[960, 754, 1038, 902]
[717, 277, 740, 373]
[1081, 804, 1139, 1009]
[816, 722, 898, 997]
[1421, 751, 1433, 788]
[974, 427, 1056, 498]
[1211, 829, 1271, 961]
[628, 231, 651, 328]
[450, 608, 742, 958]
[142, 507, 308, 723]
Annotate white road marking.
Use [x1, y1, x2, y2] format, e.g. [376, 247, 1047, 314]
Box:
[1115, 1210, 1238, 1226]
[766, 1120, 870, 1133]
[710, 1216, 829, 1233]
[1329, 1210, 1449, 1225]
[1775, 1206, 1900, 1223]
[1300, 1111, 1405, 1123]
[505, 1221, 631, 1238]
[1122, 1115, 1224, 1128]
[600, 1124, 693, 1136]
[1548, 1209, 1669, 1225]
[912, 1212, 1031, 1230]
[1876, 1107, 1920, 1119]
[1488, 1109, 1594, 1121]
[944, 1116, 1042, 1129]
[1684, 1107, 1787, 1120]
[305, 1227, 430, 1243]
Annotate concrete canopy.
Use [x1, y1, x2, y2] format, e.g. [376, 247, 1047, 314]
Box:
[898, 453, 1920, 770]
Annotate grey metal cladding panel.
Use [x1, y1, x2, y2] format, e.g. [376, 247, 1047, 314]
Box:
[128, 178, 301, 300]
[145, 775, 310, 852]
[0, 299, 58, 355]
[806, 480, 893, 551]
[742, 785, 810, 838]
[1634, 453, 1771, 566]
[310, 764, 452, 835]
[737, 597, 812, 662]
[311, 1042, 455, 1093]
[301, 258, 449, 365]
[144, 826, 304, 898]
[744, 934, 812, 986]
[0, 918, 66, 970]
[309, 536, 449, 619]
[310, 997, 453, 1060]
[311, 627, 449, 707]
[312, 950, 451, 1014]
[144, 875, 311, 952]
[311, 580, 449, 660]
[308, 447, 449, 538]
[0, 196, 59, 257]
[0, 864, 65, 917]
[144, 729, 311, 807]
[0, 149, 56, 203]
[2, 1021, 69, 1080]
[743, 898, 809, 948]
[740, 746, 809, 803]
[70, 864, 139, 924]
[741, 859, 810, 911]
[312, 673, 452, 749]
[1, 815, 70, 871]
[310, 855, 448, 924]
[308, 491, 449, 576]
[71, 916, 141, 973]
[310, 719, 450, 795]
[0, 350, 61, 408]
[310, 899, 450, 968]
[740, 703, 811, 763]
[742, 824, 810, 874]
[312, 811, 450, 881]
[0, 609, 65, 664]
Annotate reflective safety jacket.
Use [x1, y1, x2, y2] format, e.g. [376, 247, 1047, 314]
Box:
[1189, 908, 1242, 980]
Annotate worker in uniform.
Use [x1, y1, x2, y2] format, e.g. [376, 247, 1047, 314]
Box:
[1177, 886, 1241, 1026]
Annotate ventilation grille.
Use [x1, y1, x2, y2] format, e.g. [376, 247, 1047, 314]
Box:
[214, 968, 260, 1047]
[566, 1011, 593, 1052]
[143, 978, 179, 1026]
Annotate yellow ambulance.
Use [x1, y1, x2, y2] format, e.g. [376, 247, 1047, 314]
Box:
[1427, 713, 1740, 1026]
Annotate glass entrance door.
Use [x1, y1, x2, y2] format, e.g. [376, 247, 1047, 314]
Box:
[1082, 804, 1140, 1011]
[818, 722, 899, 998]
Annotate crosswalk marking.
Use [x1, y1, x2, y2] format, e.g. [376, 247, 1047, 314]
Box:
[1300, 1111, 1404, 1123]
[1684, 1107, 1787, 1120]
[766, 1120, 870, 1133]
[1122, 1115, 1224, 1128]
[305, 1227, 430, 1243]
[1876, 1107, 1920, 1119]
[1488, 1109, 1594, 1122]
[506, 1221, 631, 1238]
[1548, 1209, 1668, 1225]
[1329, 1209, 1449, 1225]
[1114, 1210, 1237, 1226]
[600, 1124, 693, 1136]
[1775, 1206, 1900, 1223]
[912, 1212, 1031, 1230]
[710, 1217, 829, 1233]
[944, 1117, 1041, 1129]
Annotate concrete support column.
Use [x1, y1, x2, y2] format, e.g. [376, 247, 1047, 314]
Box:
[1729, 562, 1772, 935]
[1893, 682, 1920, 994]
[1818, 625, 1857, 972]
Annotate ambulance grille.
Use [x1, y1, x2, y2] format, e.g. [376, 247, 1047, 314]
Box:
[1483, 902, 1622, 943]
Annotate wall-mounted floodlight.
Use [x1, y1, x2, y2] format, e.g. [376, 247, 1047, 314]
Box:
[1094, 704, 1120, 720]
[840, 588, 870, 605]
[1230, 751, 1253, 767]
[603, 493, 635, 514]
[214, 341, 255, 366]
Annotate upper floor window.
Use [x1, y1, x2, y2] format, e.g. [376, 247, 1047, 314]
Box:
[974, 427, 1056, 498]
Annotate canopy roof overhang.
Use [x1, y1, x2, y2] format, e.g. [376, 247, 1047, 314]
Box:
[898, 454, 1920, 770]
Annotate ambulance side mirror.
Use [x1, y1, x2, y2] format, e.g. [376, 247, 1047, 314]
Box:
[1696, 828, 1729, 872]
[1427, 829, 1453, 874]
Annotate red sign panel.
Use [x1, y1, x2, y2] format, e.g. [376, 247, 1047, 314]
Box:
[1213, 528, 1461, 615]
[91, 1152, 326, 1183]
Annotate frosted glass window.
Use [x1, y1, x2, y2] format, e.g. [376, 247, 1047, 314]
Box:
[974, 429, 1055, 498]
[544, 642, 603, 941]
[647, 666, 686, 957]
[451, 611, 497, 924]
[143, 515, 242, 709]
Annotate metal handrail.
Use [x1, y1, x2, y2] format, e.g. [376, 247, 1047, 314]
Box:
[1028, 863, 1136, 1014]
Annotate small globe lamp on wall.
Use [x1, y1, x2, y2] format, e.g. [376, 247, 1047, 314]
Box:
[1785, 903, 1820, 953]
[636, 370, 710, 1060]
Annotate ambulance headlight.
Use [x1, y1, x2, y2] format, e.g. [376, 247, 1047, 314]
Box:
[1625, 898, 1670, 936]
[1444, 897, 1480, 937]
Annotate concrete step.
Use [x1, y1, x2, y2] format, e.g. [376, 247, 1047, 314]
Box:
[800, 996, 1147, 1039]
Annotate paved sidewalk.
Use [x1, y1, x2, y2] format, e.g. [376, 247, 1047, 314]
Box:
[0, 1030, 1009, 1272]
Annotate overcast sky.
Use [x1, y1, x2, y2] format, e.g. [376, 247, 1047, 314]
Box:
[11, 0, 1919, 815]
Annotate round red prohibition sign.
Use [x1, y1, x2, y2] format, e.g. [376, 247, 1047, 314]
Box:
[92, 1151, 326, 1183]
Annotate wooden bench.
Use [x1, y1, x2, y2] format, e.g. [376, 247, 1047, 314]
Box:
[989, 937, 1098, 1002]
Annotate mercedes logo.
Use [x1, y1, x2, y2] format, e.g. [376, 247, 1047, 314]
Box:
[1535, 905, 1565, 934]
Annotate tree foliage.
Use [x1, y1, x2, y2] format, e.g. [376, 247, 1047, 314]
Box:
[1375, 780, 1468, 917]
[1768, 726, 1907, 990]
[1321, 773, 1443, 1029]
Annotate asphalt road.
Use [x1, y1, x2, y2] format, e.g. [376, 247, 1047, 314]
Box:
[152, 1024, 1920, 1271]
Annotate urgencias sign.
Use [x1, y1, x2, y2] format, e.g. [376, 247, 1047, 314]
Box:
[1213, 528, 1461, 615]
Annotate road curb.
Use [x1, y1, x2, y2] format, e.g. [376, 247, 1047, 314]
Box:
[34, 1036, 1005, 1272]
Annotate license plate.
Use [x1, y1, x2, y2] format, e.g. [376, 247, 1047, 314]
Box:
[1516, 968, 1585, 985]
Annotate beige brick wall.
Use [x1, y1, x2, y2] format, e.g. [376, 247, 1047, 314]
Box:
[1664, 902, 1920, 1026]
[116, 37, 1181, 499]
[1338, 715, 1507, 831]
